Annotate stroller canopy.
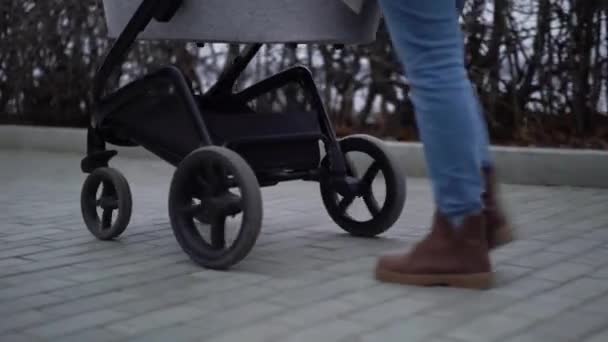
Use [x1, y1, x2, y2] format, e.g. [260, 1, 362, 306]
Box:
[102, 0, 381, 44]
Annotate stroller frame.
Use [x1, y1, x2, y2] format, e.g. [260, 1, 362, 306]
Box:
[85, 0, 347, 180]
[80, 0, 406, 270]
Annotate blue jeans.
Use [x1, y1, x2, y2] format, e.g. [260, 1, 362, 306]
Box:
[378, 0, 492, 224]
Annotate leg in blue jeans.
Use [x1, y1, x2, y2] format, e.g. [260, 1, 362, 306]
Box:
[374, 0, 496, 289]
[379, 0, 485, 224]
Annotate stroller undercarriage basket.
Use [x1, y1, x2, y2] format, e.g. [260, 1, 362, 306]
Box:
[80, 0, 406, 270]
[99, 76, 323, 174]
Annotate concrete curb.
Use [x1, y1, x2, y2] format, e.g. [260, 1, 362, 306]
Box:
[383, 141, 608, 188]
[2, 125, 607, 188]
[0, 125, 156, 159]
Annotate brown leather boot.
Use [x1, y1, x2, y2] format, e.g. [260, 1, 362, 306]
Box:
[375, 213, 493, 289]
[482, 166, 514, 249]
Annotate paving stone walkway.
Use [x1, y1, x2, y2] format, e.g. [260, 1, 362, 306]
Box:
[2, 149, 608, 342]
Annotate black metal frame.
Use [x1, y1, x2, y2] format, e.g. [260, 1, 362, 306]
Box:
[84, 0, 351, 193]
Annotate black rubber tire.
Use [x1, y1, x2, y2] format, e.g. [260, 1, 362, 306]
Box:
[81, 167, 132, 241]
[320, 134, 406, 237]
[168, 146, 263, 270]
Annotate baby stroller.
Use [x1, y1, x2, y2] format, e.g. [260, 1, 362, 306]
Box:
[80, 0, 407, 270]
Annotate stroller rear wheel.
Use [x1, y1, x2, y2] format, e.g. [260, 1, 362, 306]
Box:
[168, 146, 263, 270]
[320, 134, 406, 237]
[81, 167, 133, 241]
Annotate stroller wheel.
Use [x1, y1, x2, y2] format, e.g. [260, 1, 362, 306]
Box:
[81, 167, 133, 241]
[320, 134, 406, 237]
[168, 146, 263, 270]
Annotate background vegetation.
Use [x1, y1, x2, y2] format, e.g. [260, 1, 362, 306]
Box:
[1, 0, 607, 148]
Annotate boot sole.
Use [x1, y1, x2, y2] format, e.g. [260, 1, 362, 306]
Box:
[375, 268, 494, 290]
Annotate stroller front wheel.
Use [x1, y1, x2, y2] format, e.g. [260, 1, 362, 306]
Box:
[81, 167, 133, 241]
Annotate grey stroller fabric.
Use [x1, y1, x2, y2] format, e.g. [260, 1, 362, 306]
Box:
[102, 0, 381, 44]
[341, 0, 366, 13]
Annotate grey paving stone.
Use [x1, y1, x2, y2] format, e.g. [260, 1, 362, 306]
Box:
[346, 296, 434, 328]
[336, 283, 407, 307]
[416, 338, 465, 342]
[312, 236, 374, 250]
[532, 310, 608, 341]
[0, 278, 77, 300]
[273, 299, 359, 328]
[534, 261, 595, 283]
[545, 238, 604, 256]
[0, 253, 115, 279]
[590, 264, 608, 279]
[543, 277, 608, 301]
[260, 270, 337, 290]
[0, 310, 49, 333]
[303, 245, 378, 262]
[188, 284, 276, 310]
[225, 258, 303, 277]
[0, 332, 43, 342]
[40, 291, 140, 316]
[24, 309, 129, 338]
[501, 295, 579, 319]
[361, 314, 465, 342]
[490, 240, 548, 264]
[581, 228, 608, 243]
[506, 250, 570, 269]
[1, 229, 66, 242]
[182, 301, 286, 339]
[584, 329, 608, 342]
[0, 257, 32, 267]
[321, 256, 378, 275]
[402, 286, 479, 307]
[269, 274, 376, 307]
[64, 256, 189, 283]
[190, 269, 271, 285]
[446, 314, 534, 342]
[203, 319, 294, 342]
[100, 292, 181, 316]
[74, 244, 182, 270]
[107, 305, 207, 336]
[39, 236, 114, 249]
[57, 328, 127, 342]
[1, 265, 86, 286]
[21, 244, 115, 262]
[532, 200, 608, 231]
[282, 319, 369, 342]
[501, 331, 555, 342]
[578, 294, 608, 314]
[427, 293, 516, 319]
[46, 263, 196, 300]
[530, 229, 580, 243]
[118, 324, 210, 342]
[0, 293, 65, 315]
[493, 264, 535, 285]
[139, 273, 263, 299]
[487, 276, 558, 299]
[0, 245, 52, 259]
[570, 247, 608, 267]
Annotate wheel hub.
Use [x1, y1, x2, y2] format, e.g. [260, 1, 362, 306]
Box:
[329, 175, 362, 198]
[204, 191, 242, 218]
